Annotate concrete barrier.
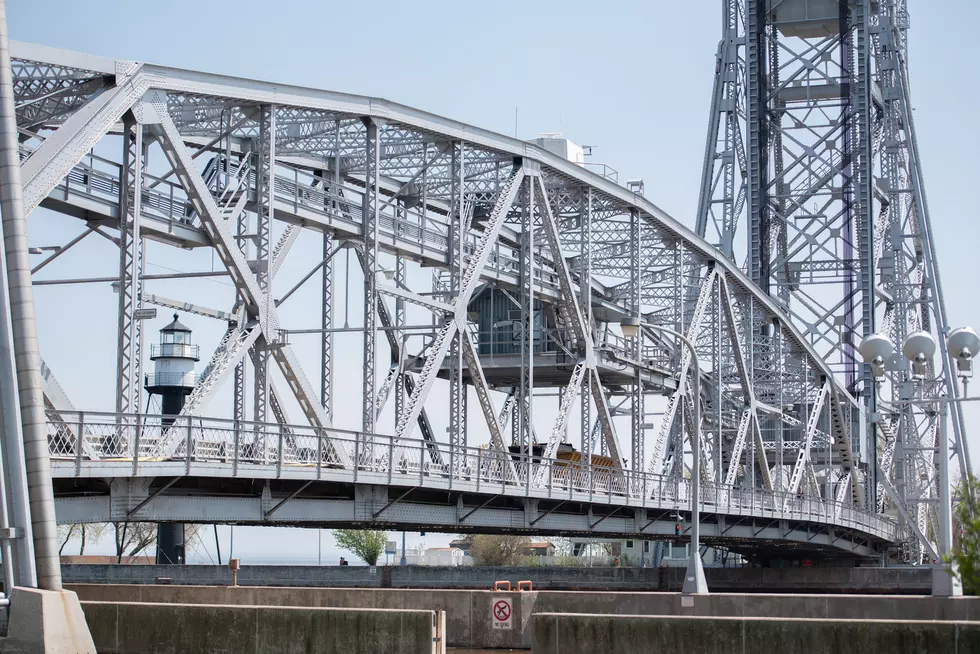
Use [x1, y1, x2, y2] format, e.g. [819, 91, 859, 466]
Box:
[81, 601, 445, 654]
[71, 586, 520, 650]
[531, 613, 980, 654]
[60, 563, 933, 593]
[66, 584, 980, 649]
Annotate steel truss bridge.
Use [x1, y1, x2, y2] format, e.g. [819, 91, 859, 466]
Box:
[17, 0, 963, 562]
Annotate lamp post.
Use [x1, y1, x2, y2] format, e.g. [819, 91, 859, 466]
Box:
[860, 327, 980, 597]
[621, 317, 708, 594]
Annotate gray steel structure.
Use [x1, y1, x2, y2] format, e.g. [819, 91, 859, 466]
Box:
[696, 0, 963, 562]
[7, 6, 950, 560]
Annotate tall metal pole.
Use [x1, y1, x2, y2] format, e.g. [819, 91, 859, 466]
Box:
[0, 147, 33, 592]
[638, 321, 707, 594]
[0, 0, 61, 591]
[933, 398, 961, 596]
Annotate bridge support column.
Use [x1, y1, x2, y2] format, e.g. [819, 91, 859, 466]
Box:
[156, 523, 185, 565]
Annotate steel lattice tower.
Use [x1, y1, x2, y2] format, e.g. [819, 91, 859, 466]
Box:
[697, 0, 967, 560]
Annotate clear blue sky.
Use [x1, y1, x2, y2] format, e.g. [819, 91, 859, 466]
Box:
[9, 1, 980, 563]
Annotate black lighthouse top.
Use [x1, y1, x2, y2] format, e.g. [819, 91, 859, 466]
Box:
[161, 313, 191, 334]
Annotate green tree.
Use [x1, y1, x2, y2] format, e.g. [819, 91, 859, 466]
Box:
[948, 475, 980, 594]
[334, 529, 387, 565]
[467, 535, 531, 566]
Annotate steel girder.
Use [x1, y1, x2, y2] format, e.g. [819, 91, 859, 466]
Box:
[15, 40, 890, 549]
[51, 485, 886, 559]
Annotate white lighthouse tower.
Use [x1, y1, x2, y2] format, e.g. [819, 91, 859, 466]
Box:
[145, 313, 199, 565]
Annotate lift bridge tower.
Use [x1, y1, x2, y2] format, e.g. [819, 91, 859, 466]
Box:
[696, 0, 966, 561]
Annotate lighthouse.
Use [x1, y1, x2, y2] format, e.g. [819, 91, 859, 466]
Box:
[146, 313, 199, 424]
[145, 313, 200, 564]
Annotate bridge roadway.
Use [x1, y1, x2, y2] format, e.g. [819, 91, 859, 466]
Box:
[49, 411, 895, 559]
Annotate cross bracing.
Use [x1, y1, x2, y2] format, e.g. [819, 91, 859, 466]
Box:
[15, 39, 900, 556]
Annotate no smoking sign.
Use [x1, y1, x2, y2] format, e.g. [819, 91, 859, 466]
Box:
[492, 598, 513, 630]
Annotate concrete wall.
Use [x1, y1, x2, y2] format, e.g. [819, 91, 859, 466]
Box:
[71, 586, 520, 650]
[80, 601, 443, 654]
[61, 563, 933, 593]
[66, 584, 980, 650]
[531, 613, 980, 654]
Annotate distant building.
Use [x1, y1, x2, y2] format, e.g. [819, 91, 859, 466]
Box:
[448, 538, 554, 560]
[392, 546, 471, 566]
[424, 547, 467, 566]
[523, 542, 555, 558]
[531, 133, 585, 165]
[568, 539, 733, 567]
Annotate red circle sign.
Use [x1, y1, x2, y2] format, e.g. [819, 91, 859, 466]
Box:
[493, 600, 511, 621]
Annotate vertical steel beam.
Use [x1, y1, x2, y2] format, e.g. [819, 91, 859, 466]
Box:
[252, 104, 275, 427]
[746, 0, 770, 295]
[321, 232, 334, 418]
[393, 255, 405, 428]
[324, 119, 343, 419]
[115, 116, 143, 418]
[579, 188, 592, 475]
[234, 143, 250, 427]
[629, 209, 643, 471]
[448, 142, 465, 465]
[518, 175, 534, 452]
[361, 118, 380, 435]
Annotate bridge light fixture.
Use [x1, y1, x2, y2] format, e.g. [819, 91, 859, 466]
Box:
[946, 327, 980, 381]
[858, 334, 894, 381]
[902, 330, 937, 379]
[620, 316, 641, 339]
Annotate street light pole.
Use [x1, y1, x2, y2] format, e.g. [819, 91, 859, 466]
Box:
[861, 328, 978, 598]
[622, 318, 708, 594]
[934, 398, 961, 596]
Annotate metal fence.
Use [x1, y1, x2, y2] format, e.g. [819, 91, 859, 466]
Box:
[45, 410, 898, 542]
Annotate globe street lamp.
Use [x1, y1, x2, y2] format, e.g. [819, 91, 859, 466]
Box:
[621, 316, 708, 594]
[859, 326, 980, 597]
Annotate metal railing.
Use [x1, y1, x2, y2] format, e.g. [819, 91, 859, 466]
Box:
[144, 372, 198, 387]
[149, 343, 200, 359]
[44, 410, 898, 543]
[46, 153, 568, 302]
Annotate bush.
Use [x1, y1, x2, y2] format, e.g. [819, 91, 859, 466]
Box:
[948, 475, 980, 594]
[334, 529, 387, 566]
[468, 535, 531, 566]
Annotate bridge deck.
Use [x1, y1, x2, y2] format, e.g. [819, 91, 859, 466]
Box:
[49, 412, 896, 558]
